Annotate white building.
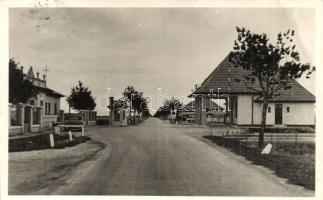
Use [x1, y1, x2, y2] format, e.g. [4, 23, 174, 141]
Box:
[191, 53, 315, 126]
[9, 66, 64, 136]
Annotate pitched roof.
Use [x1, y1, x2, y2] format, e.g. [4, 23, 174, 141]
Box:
[34, 86, 65, 98]
[192, 53, 315, 102]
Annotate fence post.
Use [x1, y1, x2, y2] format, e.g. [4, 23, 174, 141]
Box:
[49, 133, 55, 148]
[69, 131, 73, 141]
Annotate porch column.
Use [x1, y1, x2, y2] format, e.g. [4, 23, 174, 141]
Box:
[224, 96, 232, 126]
[195, 95, 206, 125]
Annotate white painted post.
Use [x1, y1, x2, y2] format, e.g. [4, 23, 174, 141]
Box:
[82, 126, 85, 136]
[49, 133, 55, 148]
[68, 131, 73, 141]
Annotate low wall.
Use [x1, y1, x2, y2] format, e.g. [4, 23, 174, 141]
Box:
[89, 121, 96, 126]
[42, 115, 58, 130]
[9, 126, 23, 136]
[31, 125, 41, 132]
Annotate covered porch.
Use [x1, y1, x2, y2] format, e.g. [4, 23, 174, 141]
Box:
[192, 93, 238, 126]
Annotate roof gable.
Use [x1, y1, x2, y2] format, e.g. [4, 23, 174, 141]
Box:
[194, 53, 315, 102]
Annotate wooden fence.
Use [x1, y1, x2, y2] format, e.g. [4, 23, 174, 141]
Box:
[219, 131, 315, 144]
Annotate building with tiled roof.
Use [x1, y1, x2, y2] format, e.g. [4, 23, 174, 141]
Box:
[191, 53, 315, 126]
[10, 66, 64, 136]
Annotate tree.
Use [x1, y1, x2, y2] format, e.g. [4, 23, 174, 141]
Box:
[9, 58, 36, 105]
[154, 98, 182, 119]
[123, 86, 150, 117]
[229, 27, 314, 148]
[66, 81, 96, 111]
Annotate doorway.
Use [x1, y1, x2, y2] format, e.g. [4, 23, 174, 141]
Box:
[275, 104, 283, 125]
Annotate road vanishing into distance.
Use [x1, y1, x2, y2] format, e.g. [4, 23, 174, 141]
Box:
[49, 118, 312, 196]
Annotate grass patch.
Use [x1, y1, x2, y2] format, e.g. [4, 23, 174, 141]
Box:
[9, 134, 91, 152]
[204, 135, 315, 190]
[247, 127, 314, 133]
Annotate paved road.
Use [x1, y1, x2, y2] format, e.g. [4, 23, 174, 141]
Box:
[52, 118, 313, 196]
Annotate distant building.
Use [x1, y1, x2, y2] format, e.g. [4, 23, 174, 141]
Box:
[178, 100, 224, 123]
[108, 97, 130, 126]
[9, 66, 64, 136]
[190, 53, 315, 126]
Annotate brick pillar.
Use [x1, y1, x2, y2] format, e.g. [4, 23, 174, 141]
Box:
[17, 103, 25, 133]
[28, 106, 33, 133]
[59, 110, 64, 124]
[8, 104, 11, 126]
[93, 111, 97, 121]
[38, 107, 43, 131]
[84, 110, 89, 127]
[109, 97, 114, 125]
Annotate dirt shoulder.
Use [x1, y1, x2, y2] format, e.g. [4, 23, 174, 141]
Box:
[9, 139, 105, 195]
[171, 122, 314, 196]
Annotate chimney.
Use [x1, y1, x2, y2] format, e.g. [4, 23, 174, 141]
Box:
[43, 74, 46, 80]
[36, 72, 39, 78]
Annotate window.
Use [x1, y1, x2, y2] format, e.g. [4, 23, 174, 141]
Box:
[33, 108, 41, 124]
[29, 100, 34, 105]
[45, 102, 51, 115]
[45, 103, 48, 115]
[286, 106, 290, 113]
[40, 101, 43, 106]
[268, 107, 271, 113]
[54, 103, 57, 115]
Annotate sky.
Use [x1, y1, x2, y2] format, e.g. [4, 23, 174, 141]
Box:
[9, 8, 316, 115]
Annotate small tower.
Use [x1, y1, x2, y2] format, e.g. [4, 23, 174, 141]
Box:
[26, 66, 35, 79]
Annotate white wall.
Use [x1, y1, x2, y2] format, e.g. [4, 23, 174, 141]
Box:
[237, 95, 275, 125]
[237, 95, 252, 125]
[236, 95, 315, 125]
[282, 103, 315, 125]
[253, 102, 315, 125]
[37, 92, 61, 115]
[253, 102, 275, 125]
